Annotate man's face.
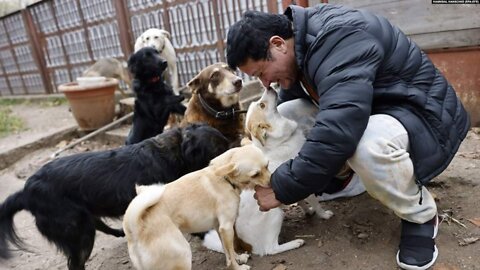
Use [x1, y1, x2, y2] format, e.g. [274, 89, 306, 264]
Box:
[238, 36, 297, 89]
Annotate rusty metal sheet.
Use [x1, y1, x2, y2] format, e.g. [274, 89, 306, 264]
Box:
[427, 47, 480, 127]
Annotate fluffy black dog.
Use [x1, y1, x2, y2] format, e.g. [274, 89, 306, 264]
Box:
[0, 123, 229, 270]
[126, 47, 186, 145]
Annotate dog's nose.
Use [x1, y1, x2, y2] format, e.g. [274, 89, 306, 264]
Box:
[233, 78, 242, 88]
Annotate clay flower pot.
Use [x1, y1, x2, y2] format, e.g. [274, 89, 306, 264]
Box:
[59, 78, 118, 131]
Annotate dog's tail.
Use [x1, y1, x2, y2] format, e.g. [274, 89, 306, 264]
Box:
[123, 184, 166, 240]
[0, 190, 27, 259]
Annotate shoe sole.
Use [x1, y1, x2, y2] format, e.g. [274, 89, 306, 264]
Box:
[396, 245, 438, 270]
[396, 215, 439, 270]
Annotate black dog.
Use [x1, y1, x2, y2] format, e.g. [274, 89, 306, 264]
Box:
[126, 47, 186, 145]
[0, 123, 229, 270]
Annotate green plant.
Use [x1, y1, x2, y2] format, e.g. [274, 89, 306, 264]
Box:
[0, 107, 25, 137]
[38, 97, 68, 107]
[0, 98, 27, 106]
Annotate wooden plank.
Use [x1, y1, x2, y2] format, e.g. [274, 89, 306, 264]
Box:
[330, 0, 480, 34]
[410, 28, 480, 49]
[324, 0, 480, 48]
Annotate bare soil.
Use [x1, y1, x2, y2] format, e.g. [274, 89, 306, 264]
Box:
[0, 103, 479, 270]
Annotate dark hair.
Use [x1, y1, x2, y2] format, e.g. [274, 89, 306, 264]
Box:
[226, 10, 293, 70]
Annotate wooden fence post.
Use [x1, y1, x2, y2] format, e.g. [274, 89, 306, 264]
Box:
[114, 0, 134, 57]
[22, 9, 53, 94]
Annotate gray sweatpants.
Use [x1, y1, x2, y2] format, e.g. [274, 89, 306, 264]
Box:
[278, 98, 437, 224]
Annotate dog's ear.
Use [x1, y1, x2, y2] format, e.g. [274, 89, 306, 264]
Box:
[187, 76, 200, 93]
[135, 184, 146, 194]
[249, 123, 270, 146]
[240, 138, 252, 146]
[160, 59, 168, 72]
[127, 52, 138, 75]
[159, 29, 171, 39]
[214, 162, 236, 177]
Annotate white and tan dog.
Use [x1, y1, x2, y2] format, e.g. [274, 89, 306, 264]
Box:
[134, 28, 179, 93]
[203, 87, 336, 256]
[123, 143, 271, 270]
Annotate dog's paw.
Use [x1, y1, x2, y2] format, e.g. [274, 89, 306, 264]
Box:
[316, 209, 334, 220]
[237, 264, 251, 270]
[292, 239, 306, 248]
[235, 253, 250, 264]
[303, 207, 316, 217]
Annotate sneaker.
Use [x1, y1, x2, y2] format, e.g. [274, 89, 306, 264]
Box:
[397, 215, 439, 270]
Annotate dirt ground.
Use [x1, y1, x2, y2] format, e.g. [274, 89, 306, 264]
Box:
[0, 103, 479, 270]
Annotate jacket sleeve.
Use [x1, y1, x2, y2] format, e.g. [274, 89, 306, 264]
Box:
[271, 27, 385, 204]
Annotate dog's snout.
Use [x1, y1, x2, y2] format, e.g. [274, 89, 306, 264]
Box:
[233, 78, 242, 88]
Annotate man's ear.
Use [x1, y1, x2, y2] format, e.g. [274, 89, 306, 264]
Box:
[269, 36, 287, 53]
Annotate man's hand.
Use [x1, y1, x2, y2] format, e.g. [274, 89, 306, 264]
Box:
[254, 185, 281, 211]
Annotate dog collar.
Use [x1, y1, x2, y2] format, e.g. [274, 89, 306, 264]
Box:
[197, 93, 246, 120]
[223, 175, 238, 191]
[158, 42, 165, 54]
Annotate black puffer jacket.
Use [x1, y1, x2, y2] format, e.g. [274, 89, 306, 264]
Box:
[272, 4, 470, 204]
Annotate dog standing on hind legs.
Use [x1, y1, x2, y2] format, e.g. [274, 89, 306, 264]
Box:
[126, 47, 186, 145]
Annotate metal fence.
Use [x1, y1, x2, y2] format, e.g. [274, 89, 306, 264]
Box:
[0, 0, 286, 96]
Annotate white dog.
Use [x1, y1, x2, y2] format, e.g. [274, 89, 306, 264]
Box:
[123, 143, 271, 270]
[134, 28, 179, 94]
[204, 87, 366, 256]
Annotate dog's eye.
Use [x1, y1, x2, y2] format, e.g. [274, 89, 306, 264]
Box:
[251, 172, 260, 178]
[210, 71, 220, 80]
[154, 36, 159, 39]
[259, 102, 266, 109]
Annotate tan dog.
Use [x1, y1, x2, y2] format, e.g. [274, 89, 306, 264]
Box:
[123, 143, 271, 270]
[134, 28, 179, 94]
[82, 57, 131, 96]
[182, 63, 245, 146]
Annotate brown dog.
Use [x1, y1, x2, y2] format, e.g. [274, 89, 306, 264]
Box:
[123, 143, 271, 270]
[181, 63, 245, 146]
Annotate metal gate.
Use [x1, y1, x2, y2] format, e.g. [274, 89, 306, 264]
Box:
[0, 0, 286, 96]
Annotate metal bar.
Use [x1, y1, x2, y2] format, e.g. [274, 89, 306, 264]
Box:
[75, 0, 94, 62]
[51, 111, 134, 159]
[2, 13, 28, 94]
[161, 0, 172, 36]
[114, 0, 134, 56]
[0, 21, 14, 95]
[48, 0, 72, 82]
[267, 0, 279, 13]
[22, 9, 53, 94]
[211, 0, 226, 63]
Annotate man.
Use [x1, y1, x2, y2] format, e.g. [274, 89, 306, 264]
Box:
[226, 4, 470, 270]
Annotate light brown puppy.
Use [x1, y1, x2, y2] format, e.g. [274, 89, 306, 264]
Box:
[82, 57, 131, 97]
[181, 62, 245, 146]
[123, 143, 270, 270]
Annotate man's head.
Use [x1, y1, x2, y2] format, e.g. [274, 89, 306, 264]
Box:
[227, 11, 298, 89]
